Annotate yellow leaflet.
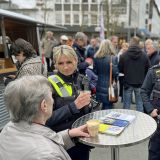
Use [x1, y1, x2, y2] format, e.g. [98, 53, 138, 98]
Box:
[99, 124, 111, 133]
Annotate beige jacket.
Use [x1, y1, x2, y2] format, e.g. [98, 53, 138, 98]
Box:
[41, 39, 58, 58]
[0, 121, 74, 160]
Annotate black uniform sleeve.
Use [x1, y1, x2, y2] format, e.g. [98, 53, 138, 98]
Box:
[140, 69, 155, 113]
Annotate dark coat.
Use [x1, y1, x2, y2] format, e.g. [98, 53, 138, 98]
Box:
[141, 65, 160, 114]
[118, 45, 150, 87]
[148, 51, 160, 67]
[46, 71, 90, 132]
[85, 67, 98, 89]
[72, 43, 89, 75]
[86, 46, 99, 58]
[94, 55, 118, 103]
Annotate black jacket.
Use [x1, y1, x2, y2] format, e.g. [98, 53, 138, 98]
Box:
[148, 51, 160, 67]
[73, 43, 89, 75]
[118, 45, 150, 87]
[46, 71, 90, 132]
[141, 65, 160, 113]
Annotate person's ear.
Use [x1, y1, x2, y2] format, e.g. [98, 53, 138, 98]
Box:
[40, 99, 48, 113]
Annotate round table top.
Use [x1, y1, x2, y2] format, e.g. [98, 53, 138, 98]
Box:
[72, 109, 157, 148]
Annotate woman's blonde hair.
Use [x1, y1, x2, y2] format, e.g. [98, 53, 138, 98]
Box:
[94, 39, 115, 58]
[121, 42, 129, 49]
[53, 45, 78, 68]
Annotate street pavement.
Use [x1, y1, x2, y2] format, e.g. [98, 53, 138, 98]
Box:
[89, 100, 149, 160]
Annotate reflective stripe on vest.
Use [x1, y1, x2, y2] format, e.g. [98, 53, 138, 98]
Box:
[48, 75, 72, 97]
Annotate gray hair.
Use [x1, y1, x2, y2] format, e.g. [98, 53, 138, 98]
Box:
[94, 39, 115, 58]
[145, 39, 158, 50]
[109, 35, 118, 42]
[4, 75, 52, 123]
[74, 32, 86, 41]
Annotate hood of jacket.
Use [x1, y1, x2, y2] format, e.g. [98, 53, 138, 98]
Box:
[127, 45, 143, 60]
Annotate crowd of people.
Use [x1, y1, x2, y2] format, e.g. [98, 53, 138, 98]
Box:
[1, 31, 160, 160]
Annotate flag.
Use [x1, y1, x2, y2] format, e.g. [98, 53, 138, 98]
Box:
[100, 4, 105, 40]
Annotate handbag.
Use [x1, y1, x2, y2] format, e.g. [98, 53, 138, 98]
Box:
[108, 56, 118, 103]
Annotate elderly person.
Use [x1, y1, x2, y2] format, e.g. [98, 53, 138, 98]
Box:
[72, 32, 90, 75]
[0, 75, 90, 160]
[110, 35, 119, 54]
[4, 38, 47, 85]
[94, 39, 119, 110]
[46, 45, 91, 160]
[145, 39, 160, 66]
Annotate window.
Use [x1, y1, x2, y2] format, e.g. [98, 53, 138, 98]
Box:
[55, 13, 62, 24]
[65, 14, 71, 24]
[82, 4, 88, 11]
[82, 14, 88, 25]
[91, 0, 97, 3]
[64, 4, 71, 10]
[55, 4, 62, 11]
[73, 4, 80, 11]
[91, 15, 97, 25]
[64, 0, 70, 3]
[91, 4, 98, 11]
[146, 3, 149, 14]
[73, 14, 79, 24]
[73, 0, 80, 3]
[82, 0, 88, 3]
[55, 0, 62, 3]
[111, 0, 120, 5]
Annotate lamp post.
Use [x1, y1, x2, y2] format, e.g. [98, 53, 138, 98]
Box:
[127, 0, 132, 42]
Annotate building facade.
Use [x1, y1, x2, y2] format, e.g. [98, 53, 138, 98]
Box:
[0, 0, 160, 39]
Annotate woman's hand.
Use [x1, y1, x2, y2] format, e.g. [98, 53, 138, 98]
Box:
[74, 91, 91, 109]
[68, 125, 90, 138]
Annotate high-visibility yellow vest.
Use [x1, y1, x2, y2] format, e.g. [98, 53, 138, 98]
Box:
[48, 75, 72, 97]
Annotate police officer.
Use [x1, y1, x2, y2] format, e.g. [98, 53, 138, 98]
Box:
[46, 45, 92, 160]
[141, 64, 160, 160]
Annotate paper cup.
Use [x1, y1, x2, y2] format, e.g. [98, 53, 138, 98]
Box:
[86, 119, 100, 137]
[83, 90, 91, 94]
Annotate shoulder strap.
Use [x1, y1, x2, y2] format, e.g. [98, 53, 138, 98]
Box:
[109, 56, 113, 85]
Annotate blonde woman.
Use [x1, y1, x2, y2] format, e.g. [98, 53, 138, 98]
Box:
[117, 42, 129, 62]
[94, 39, 118, 109]
[46, 45, 91, 160]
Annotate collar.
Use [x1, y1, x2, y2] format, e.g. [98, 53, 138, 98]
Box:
[57, 71, 78, 84]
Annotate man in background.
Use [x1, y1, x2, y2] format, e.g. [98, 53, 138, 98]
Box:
[118, 36, 150, 112]
[41, 31, 58, 72]
[73, 32, 90, 75]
